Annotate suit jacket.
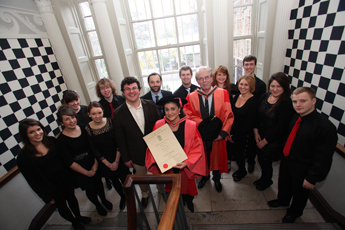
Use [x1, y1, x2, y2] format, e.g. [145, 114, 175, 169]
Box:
[173, 84, 199, 99]
[141, 90, 173, 101]
[99, 95, 125, 118]
[113, 99, 160, 166]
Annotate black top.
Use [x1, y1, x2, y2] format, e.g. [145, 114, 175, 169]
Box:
[172, 121, 185, 174]
[77, 105, 91, 128]
[287, 110, 338, 184]
[99, 95, 125, 118]
[230, 95, 257, 143]
[253, 75, 267, 101]
[16, 137, 73, 203]
[173, 84, 199, 99]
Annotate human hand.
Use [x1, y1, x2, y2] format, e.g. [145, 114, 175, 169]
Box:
[302, 179, 315, 190]
[214, 135, 223, 141]
[173, 162, 187, 169]
[125, 160, 134, 168]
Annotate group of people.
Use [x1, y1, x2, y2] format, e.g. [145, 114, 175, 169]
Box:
[17, 55, 337, 229]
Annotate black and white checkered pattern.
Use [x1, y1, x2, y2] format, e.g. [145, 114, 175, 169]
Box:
[0, 38, 67, 177]
[284, 0, 345, 146]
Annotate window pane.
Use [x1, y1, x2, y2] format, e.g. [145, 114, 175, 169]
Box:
[177, 14, 199, 43]
[84, 16, 95, 31]
[180, 45, 201, 68]
[233, 6, 252, 37]
[79, 2, 91, 17]
[155, 18, 177, 46]
[133, 21, 155, 48]
[95, 59, 108, 79]
[88, 31, 102, 56]
[162, 73, 180, 92]
[234, 0, 253, 7]
[138, 50, 159, 75]
[128, 0, 151, 21]
[233, 66, 244, 83]
[158, 48, 179, 72]
[175, 0, 197, 14]
[233, 38, 251, 66]
[151, 0, 173, 18]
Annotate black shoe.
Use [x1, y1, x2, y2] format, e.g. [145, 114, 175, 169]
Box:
[248, 163, 255, 173]
[72, 221, 85, 230]
[96, 205, 107, 216]
[186, 201, 194, 212]
[198, 178, 209, 189]
[214, 181, 222, 193]
[233, 170, 247, 182]
[120, 197, 126, 210]
[256, 181, 273, 191]
[253, 179, 263, 186]
[77, 216, 91, 224]
[141, 197, 149, 209]
[267, 199, 290, 208]
[105, 178, 112, 190]
[102, 199, 113, 210]
[282, 214, 296, 223]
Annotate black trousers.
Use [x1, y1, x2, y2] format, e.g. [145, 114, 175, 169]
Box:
[258, 156, 273, 184]
[277, 156, 311, 217]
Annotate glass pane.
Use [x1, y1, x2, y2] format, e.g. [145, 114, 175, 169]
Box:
[95, 59, 108, 79]
[151, 0, 173, 18]
[138, 50, 159, 75]
[158, 48, 179, 72]
[88, 31, 102, 56]
[233, 66, 244, 83]
[154, 18, 177, 46]
[233, 6, 252, 37]
[234, 0, 253, 7]
[177, 14, 199, 43]
[179, 45, 201, 68]
[233, 38, 251, 66]
[79, 2, 91, 17]
[84, 16, 95, 31]
[162, 73, 180, 92]
[175, 0, 197, 14]
[128, 0, 151, 21]
[133, 21, 155, 48]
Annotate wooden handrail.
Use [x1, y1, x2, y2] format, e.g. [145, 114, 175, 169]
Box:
[123, 174, 182, 230]
[336, 143, 345, 159]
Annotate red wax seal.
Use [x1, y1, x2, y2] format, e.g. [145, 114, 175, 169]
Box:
[163, 164, 168, 168]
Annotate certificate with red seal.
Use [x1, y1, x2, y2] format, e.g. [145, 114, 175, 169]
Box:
[143, 124, 187, 173]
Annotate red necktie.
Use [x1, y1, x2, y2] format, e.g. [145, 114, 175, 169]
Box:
[283, 117, 302, 157]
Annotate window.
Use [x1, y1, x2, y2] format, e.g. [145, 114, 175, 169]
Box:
[77, 1, 109, 79]
[233, 0, 253, 83]
[126, 0, 202, 92]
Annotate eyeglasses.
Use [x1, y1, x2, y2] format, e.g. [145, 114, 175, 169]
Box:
[100, 86, 111, 91]
[197, 76, 211, 82]
[124, 87, 139, 92]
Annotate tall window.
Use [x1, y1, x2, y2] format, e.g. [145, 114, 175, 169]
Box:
[126, 0, 202, 92]
[233, 0, 253, 83]
[77, 1, 109, 79]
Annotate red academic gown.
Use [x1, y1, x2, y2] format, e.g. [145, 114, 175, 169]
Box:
[145, 119, 207, 196]
[183, 87, 234, 174]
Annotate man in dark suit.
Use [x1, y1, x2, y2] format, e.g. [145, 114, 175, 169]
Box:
[173, 66, 199, 99]
[113, 77, 160, 208]
[141, 72, 172, 117]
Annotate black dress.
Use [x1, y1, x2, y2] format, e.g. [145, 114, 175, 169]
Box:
[17, 137, 74, 203]
[57, 129, 99, 190]
[77, 105, 91, 127]
[85, 118, 130, 183]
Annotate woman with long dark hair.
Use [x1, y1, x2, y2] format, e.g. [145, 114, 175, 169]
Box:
[254, 72, 295, 190]
[17, 118, 90, 230]
[145, 96, 207, 213]
[56, 105, 112, 216]
[85, 101, 130, 210]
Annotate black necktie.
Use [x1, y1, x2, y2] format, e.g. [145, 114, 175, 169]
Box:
[155, 95, 159, 103]
[204, 98, 209, 116]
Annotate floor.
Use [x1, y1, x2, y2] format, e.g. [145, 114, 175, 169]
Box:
[43, 161, 325, 229]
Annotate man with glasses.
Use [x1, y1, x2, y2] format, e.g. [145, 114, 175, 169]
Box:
[184, 66, 234, 193]
[113, 77, 160, 208]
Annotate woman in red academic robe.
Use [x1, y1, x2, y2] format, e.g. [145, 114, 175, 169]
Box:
[145, 96, 207, 213]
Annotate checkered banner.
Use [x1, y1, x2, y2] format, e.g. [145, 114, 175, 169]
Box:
[284, 0, 345, 146]
[0, 38, 67, 177]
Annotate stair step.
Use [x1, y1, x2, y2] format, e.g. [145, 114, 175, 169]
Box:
[191, 223, 341, 230]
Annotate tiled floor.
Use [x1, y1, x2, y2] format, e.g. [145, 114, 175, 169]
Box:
[43, 161, 325, 229]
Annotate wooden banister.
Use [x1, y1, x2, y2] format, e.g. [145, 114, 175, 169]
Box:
[123, 174, 182, 230]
